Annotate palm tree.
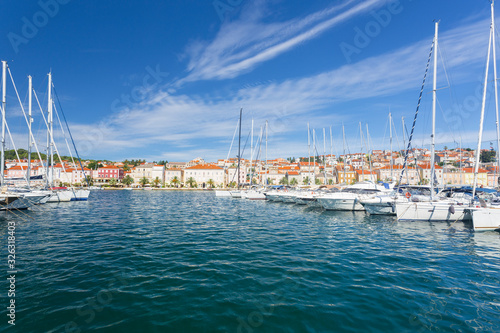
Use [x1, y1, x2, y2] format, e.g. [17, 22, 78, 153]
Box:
[153, 177, 161, 188]
[279, 177, 289, 185]
[290, 178, 298, 186]
[315, 178, 321, 185]
[207, 179, 215, 188]
[86, 176, 94, 187]
[122, 175, 133, 187]
[186, 177, 197, 188]
[302, 176, 310, 185]
[171, 176, 180, 187]
[139, 177, 149, 187]
[109, 178, 118, 186]
[268, 179, 274, 185]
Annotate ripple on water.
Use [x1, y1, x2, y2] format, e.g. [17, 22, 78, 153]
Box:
[1, 190, 499, 332]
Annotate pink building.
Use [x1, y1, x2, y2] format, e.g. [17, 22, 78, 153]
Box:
[97, 165, 124, 181]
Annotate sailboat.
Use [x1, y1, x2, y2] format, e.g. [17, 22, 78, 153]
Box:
[0, 61, 49, 210]
[42, 72, 90, 202]
[465, 1, 500, 231]
[395, 21, 474, 222]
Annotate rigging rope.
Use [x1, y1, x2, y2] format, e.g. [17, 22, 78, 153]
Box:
[398, 38, 434, 188]
[52, 85, 89, 186]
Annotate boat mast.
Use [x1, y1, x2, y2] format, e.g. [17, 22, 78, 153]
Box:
[401, 117, 410, 184]
[492, 0, 500, 189]
[250, 118, 253, 186]
[237, 108, 242, 190]
[265, 120, 268, 185]
[47, 72, 54, 188]
[342, 124, 346, 184]
[330, 126, 333, 185]
[365, 124, 374, 182]
[1, 61, 6, 186]
[313, 128, 316, 185]
[323, 127, 327, 184]
[307, 123, 311, 185]
[430, 21, 438, 197]
[473, 11, 493, 199]
[389, 112, 393, 181]
[27, 75, 33, 189]
[359, 122, 364, 181]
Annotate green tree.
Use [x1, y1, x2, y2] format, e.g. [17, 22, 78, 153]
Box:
[139, 177, 149, 187]
[279, 177, 289, 185]
[207, 179, 215, 188]
[186, 177, 197, 188]
[153, 177, 161, 188]
[86, 176, 94, 186]
[122, 175, 134, 186]
[267, 179, 274, 185]
[302, 176, 310, 185]
[87, 161, 104, 170]
[290, 178, 298, 185]
[109, 178, 117, 186]
[480, 150, 497, 163]
[315, 178, 321, 185]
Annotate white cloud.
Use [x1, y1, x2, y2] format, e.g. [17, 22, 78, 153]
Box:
[180, 0, 387, 83]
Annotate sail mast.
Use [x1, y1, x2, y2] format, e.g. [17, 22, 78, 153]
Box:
[265, 120, 268, 185]
[473, 14, 493, 199]
[342, 124, 346, 184]
[330, 126, 333, 185]
[27, 75, 33, 189]
[250, 118, 253, 186]
[323, 128, 326, 184]
[359, 122, 364, 181]
[389, 112, 393, 181]
[491, 0, 500, 188]
[47, 72, 54, 187]
[312, 129, 316, 185]
[1, 61, 6, 186]
[430, 21, 438, 197]
[366, 124, 374, 182]
[237, 108, 242, 190]
[307, 123, 311, 185]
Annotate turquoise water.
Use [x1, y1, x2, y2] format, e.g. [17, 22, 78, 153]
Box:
[1, 190, 500, 332]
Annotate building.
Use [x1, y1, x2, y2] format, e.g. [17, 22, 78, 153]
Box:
[356, 169, 377, 182]
[97, 165, 124, 182]
[184, 164, 224, 187]
[165, 168, 183, 186]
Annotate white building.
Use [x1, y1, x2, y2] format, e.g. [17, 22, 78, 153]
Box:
[184, 164, 224, 187]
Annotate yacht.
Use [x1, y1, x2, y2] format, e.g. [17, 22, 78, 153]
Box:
[318, 181, 391, 211]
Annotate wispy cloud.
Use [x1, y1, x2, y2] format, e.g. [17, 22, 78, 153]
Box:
[179, 0, 387, 83]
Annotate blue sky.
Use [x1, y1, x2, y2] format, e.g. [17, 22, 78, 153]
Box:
[2, 0, 500, 162]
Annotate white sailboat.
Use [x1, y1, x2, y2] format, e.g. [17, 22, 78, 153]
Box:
[395, 21, 472, 222]
[468, 1, 500, 232]
[0, 61, 48, 210]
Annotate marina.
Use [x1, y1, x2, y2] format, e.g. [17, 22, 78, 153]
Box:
[3, 0, 500, 332]
[1, 190, 500, 332]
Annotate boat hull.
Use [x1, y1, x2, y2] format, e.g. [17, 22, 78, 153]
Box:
[470, 208, 500, 231]
[215, 190, 232, 197]
[318, 197, 364, 211]
[396, 202, 472, 222]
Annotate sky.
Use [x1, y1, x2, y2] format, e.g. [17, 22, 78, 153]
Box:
[2, 0, 500, 162]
